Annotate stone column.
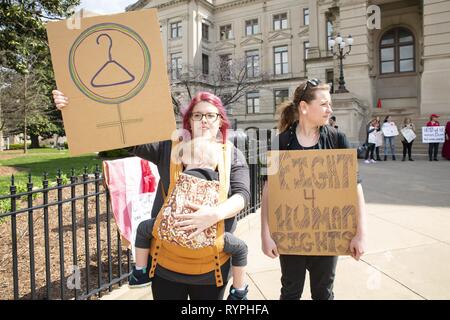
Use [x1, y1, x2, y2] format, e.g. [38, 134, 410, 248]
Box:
[337, 0, 373, 108]
[421, 0, 450, 115]
[307, 0, 320, 59]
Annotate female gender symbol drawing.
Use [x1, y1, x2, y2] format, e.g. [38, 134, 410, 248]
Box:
[90, 33, 136, 88]
[68, 23, 151, 144]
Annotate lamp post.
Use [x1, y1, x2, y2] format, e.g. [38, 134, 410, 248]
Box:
[328, 33, 354, 93]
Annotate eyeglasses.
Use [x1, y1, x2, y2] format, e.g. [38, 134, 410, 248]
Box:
[190, 112, 220, 122]
[298, 78, 321, 103]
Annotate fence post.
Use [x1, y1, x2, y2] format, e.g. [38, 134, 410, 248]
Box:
[56, 169, 65, 300]
[10, 175, 19, 300]
[70, 168, 78, 299]
[27, 173, 36, 299]
[42, 172, 51, 299]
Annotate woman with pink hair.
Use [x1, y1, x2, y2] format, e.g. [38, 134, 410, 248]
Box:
[53, 90, 250, 300]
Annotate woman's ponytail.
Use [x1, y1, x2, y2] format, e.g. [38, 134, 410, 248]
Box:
[277, 100, 298, 133]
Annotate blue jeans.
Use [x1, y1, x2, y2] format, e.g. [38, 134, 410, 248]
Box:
[384, 136, 395, 156]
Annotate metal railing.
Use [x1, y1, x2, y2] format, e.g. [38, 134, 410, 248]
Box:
[0, 139, 265, 300]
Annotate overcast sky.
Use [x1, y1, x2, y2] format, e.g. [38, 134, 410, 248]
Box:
[76, 0, 138, 14]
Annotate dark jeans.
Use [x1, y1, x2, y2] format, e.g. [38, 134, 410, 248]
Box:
[402, 140, 414, 159]
[375, 146, 381, 160]
[279, 255, 338, 300]
[365, 143, 375, 160]
[428, 143, 439, 160]
[151, 274, 227, 300]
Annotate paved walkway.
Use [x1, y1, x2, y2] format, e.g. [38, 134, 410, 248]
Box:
[102, 159, 450, 300]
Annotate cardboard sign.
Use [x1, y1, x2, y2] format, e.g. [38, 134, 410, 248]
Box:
[401, 127, 416, 143]
[267, 149, 358, 256]
[381, 122, 399, 137]
[46, 10, 176, 155]
[130, 193, 155, 261]
[375, 131, 383, 147]
[422, 126, 445, 143]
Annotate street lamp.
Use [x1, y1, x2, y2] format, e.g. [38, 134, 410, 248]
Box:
[328, 33, 354, 93]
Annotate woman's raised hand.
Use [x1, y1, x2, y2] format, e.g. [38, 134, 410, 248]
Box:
[52, 90, 69, 110]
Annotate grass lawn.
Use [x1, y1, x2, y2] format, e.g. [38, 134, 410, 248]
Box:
[0, 148, 103, 195]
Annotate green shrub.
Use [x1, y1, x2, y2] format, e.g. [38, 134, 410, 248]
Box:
[0, 199, 11, 215]
[8, 143, 31, 150]
[98, 148, 130, 158]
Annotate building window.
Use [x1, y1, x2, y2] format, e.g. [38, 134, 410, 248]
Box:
[219, 54, 232, 80]
[171, 53, 182, 80]
[326, 69, 334, 93]
[202, 23, 209, 41]
[245, 19, 259, 36]
[274, 89, 289, 109]
[304, 41, 310, 60]
[202, 54, 209, 75]
[273, 13, 287, 31]
[274, 46, 288, 75]
[220, 24, 233, 40]
[303, 8, 309, 26]
[327, 19, 333, 52]
[380, 27, 415, 74]
[170, 21, 182, 39]
[246, 50, 259, 78]
[246, 91, 260, 113]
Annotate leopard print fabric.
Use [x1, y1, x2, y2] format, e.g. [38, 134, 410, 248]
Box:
[158, 173, 220, 249]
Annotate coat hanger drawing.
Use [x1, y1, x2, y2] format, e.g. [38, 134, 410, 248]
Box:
[90, 33, 136, 88]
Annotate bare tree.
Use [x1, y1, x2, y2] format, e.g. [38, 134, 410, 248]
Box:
[169, 56, 268, 119]
[0, 50, 53, 153]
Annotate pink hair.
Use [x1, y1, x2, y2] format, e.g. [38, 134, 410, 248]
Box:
[182, 92, 230, 144]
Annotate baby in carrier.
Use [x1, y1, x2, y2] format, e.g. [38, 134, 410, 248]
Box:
[130, 138, 249, 300]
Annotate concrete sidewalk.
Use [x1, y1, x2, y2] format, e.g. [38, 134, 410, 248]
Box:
[102, 159, 450, 300]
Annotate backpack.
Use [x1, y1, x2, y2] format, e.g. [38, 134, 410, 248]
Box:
[149, 141, 233, 287]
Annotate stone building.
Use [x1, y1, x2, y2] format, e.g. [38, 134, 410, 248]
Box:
[127, 0, 450, 150]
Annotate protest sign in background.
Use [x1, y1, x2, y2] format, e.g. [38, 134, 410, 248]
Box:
[422, 126, 445, 143]
[401, 128, 416, 143]
[382, 123, 399, 137]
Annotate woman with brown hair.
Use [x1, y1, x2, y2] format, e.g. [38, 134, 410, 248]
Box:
[260, 79, 367, 300]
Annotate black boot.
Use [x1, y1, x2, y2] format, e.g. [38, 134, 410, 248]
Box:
[402, 156, 406, 161]
[392, 155, 396, 161]
[384, 155, 387, 161]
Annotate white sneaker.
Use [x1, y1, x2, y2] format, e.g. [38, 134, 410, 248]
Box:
[364, 160, 370, 164]
[370, 159, 377, 163]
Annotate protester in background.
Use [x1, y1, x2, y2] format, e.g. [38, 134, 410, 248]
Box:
[365, 118, 379, 164]
[442, 116, 450, 160]
[382, 115, 397, 161]
[374, 117, 382, 161]
[426, 114, 440, 161]
[329, 116, 338, 129]
[401, 117, 415, 161]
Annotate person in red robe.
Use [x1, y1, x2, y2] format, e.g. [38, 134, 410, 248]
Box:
[442, 118, 450, 160]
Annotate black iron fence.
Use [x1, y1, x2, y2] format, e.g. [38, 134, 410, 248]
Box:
[0, 139, 265, 300]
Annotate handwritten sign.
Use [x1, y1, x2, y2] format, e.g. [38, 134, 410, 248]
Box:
[130, 193, 155, 261]
[382, 122, 399, 137]
[375, 131, 383, 146]
[422, 126, 445, 143]
[401, 128, 416, 143]
[267, 149, 358, 256]
[46, 10, 176, 155]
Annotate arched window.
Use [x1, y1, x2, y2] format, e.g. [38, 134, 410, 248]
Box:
[380, 28, 415, 74]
